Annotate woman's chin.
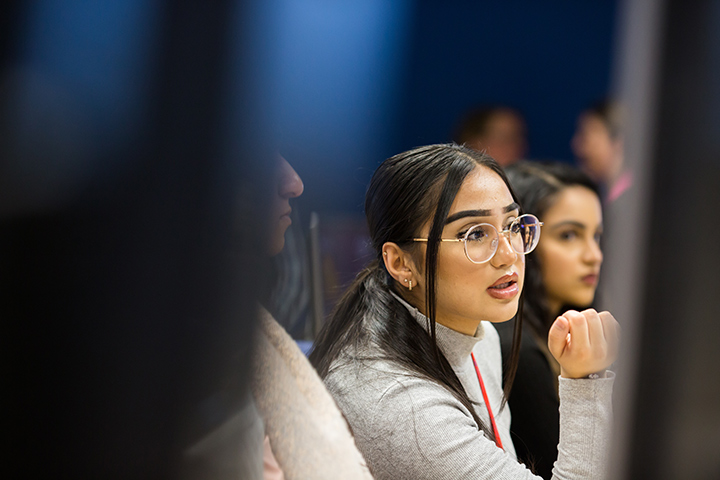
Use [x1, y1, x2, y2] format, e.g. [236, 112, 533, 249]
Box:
[268, 236, 285, 257]
[484, 300, 521, 324]
[268, 224, 290, 256]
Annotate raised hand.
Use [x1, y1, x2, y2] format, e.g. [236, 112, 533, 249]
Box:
[547, 309, 620, 379]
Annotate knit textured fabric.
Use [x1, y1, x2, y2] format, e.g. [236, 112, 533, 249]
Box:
[324, 296, 614, 479]
[252, 308, 373, 480]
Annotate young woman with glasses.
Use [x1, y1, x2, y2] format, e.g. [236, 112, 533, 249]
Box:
[495, 161, 605, 480]
[309, 144, 618, 479]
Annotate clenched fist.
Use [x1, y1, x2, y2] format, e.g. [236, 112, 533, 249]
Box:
[547, 309, 620, 379]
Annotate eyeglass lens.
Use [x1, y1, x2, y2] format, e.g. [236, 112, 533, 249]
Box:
[464, 215, 541, 263]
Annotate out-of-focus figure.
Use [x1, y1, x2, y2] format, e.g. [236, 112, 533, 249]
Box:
[453, 105, 528, 167]
[571, 100, 631, 203]
[496, 161, 604, 479]
[249, 155, 373, 480]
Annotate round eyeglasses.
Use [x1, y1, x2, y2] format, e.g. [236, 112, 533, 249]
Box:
[413, 213, 543, 264]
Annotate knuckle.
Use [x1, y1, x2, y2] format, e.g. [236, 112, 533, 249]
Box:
[569, 315, 586, 328]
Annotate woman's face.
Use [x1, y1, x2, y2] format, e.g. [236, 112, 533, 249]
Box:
[535, 185, 603, 316]
[268, 155, 304, 256]
[412, 166, 525, 335]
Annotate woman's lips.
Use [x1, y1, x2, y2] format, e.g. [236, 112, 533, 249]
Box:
[582, 274, 599, 286]
[487, 274, 519, 300]
[275, 209, 292, 230]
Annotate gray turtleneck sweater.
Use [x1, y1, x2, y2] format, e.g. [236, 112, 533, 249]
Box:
[324, 296, 614, 480]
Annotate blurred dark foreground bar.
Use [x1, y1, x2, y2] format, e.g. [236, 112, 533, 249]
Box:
[0, 1, 273, 477]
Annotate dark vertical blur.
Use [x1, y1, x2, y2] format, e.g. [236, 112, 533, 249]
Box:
[1, 1, 273, 477]
[608, 0, 720, 478]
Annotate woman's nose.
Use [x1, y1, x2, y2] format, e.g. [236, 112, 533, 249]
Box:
[583, 238, 603, 265]
[490, 232, 518, 267]
[277, 156, 304, 199]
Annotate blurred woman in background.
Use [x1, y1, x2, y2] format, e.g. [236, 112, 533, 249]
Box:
[496, 161, 604, 480]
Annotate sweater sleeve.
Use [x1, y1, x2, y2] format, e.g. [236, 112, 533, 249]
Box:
[326, 363, 614, 480]
[553, 374, 615, 479]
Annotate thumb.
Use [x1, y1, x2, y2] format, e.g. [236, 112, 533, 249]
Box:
[548, 315, 569, 360]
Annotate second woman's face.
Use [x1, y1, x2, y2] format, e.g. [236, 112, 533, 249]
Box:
[535, 185, 603, 315]
[268, 155, 304, 256]
[414, 166, 525, 335]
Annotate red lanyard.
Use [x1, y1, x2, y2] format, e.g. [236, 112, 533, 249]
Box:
[470, 352, 503, 450]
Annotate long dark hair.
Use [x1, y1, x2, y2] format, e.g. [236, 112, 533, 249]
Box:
[309, 144, 524, 442]
[505, 161, 601, 338]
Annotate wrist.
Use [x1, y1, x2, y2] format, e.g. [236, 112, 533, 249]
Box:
[559, 368, 607, 379]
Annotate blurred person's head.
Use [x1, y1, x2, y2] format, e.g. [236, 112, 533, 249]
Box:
[268, 155, 304, 256]
[453, 106, 527, 167]
[506, 161, 603, 331]
[571, 100, 624, 184]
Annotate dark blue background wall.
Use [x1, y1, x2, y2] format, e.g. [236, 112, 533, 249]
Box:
[3, 0, 620, 219]
[266, 0, 619, 218]
[396, 1, 619, 161]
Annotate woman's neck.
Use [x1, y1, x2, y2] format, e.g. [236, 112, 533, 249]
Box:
[435, 316, 481, 336]
[398, 291, 481, 336]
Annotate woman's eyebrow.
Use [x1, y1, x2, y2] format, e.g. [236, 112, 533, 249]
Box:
[548, 220, 586, 230]
[445, 202, 519, 224]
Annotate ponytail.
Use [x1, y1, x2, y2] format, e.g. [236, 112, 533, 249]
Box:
[310, 258, 499, 443]
[309, 260, 386, 378]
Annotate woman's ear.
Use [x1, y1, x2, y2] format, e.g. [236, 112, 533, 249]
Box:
[382, 242, 418, 289]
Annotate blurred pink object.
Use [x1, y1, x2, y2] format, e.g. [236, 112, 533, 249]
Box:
[607, 170, 633, 203]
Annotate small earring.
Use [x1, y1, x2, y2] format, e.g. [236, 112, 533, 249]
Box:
[408, 279, 413, 291]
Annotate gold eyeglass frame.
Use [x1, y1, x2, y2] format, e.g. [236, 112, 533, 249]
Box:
[412, 213, 543, 264]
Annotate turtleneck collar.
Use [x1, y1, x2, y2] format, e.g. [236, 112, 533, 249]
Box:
[390, 291, 485, 367]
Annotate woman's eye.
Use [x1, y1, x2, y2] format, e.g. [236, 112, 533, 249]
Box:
[559, 230, 579, 241]
[466, 226, 492, 241]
